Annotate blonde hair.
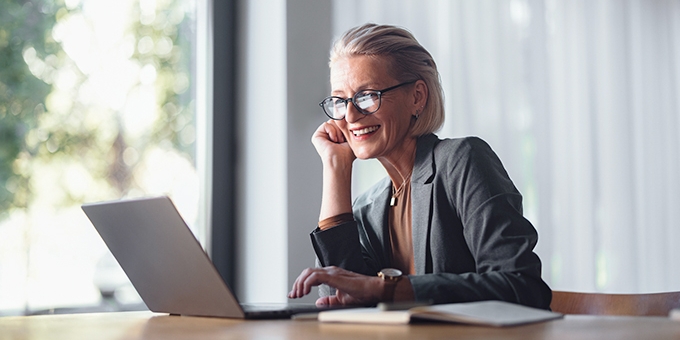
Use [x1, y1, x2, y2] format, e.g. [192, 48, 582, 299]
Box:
[329, 23, 444, 136]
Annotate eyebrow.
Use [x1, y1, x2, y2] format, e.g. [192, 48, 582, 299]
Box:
[331, 83, 381, 96]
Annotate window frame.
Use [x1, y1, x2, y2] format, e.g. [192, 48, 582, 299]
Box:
[209, 0, 238, 290]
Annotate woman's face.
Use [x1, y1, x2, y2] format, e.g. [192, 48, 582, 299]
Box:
[330, 55, 418, 161]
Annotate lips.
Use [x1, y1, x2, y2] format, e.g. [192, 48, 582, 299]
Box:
[352, 125, 380, 137]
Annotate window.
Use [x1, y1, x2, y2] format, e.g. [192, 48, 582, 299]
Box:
[0, 0, 201, 314]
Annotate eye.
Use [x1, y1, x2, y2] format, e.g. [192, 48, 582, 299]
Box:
[331, 98, 346, 109]
[355, 91, 379, 110]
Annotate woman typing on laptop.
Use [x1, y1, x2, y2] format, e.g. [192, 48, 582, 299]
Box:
[287, 24, 551, 309]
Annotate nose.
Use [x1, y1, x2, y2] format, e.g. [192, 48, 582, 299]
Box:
[344, 100, 364, 124]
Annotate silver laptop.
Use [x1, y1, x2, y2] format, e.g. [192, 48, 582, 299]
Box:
[81, 196, 329, 319]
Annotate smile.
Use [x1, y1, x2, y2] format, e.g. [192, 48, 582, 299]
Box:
[352, 125, 380, 137]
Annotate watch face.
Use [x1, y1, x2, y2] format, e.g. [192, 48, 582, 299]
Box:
[380, 268, 403, 277]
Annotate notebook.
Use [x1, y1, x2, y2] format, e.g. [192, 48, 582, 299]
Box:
[318, 300, 563, 326]
[81, 196, 331, 319]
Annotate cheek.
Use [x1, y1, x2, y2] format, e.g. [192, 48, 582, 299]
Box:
[385, 110, 413, 135]
[334, 120, 349, 135]
[332, 121, 354, 143]
[384, 99, 413, 126]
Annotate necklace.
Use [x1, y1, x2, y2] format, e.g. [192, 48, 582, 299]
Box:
[390, 170, 413, 207]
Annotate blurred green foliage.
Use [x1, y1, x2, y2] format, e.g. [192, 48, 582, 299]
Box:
[0, 0, 195, 217]
[0, 0, 59, 213]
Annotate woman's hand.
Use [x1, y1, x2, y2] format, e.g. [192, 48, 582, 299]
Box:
[311, 120, 356, 168]
[288, 266, 383, 306]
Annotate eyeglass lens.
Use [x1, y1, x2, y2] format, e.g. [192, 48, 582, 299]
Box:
[323, 91, 380, 119]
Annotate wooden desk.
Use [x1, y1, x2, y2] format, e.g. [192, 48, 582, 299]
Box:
[1, 311, 679, 340]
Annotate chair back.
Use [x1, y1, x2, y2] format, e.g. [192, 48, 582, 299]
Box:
[551, 291, 680, 316]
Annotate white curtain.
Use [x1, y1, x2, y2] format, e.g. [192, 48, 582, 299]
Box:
[334, 0, 680, 293]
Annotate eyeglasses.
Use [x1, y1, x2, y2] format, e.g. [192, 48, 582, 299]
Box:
[319, 81, 416, 120]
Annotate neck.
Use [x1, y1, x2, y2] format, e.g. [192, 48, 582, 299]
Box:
[378, 136, 418, 186]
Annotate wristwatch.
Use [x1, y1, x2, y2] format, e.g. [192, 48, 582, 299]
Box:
[378, 268, 403, 282]
[378, 268, 403, 301]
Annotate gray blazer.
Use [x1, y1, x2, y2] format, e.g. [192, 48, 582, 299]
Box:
[311, 134, 552, 309]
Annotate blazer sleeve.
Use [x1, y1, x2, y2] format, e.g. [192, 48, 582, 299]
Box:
[310, 220, 383, 277]
[408, 193, 552, 308]
[311, 219, 386, 298]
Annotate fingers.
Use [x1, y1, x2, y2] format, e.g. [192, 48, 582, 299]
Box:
[288, 268, 311, 299]
[312, 120, 345, 145]
[325, 121, 346, 144]
[315, 296, 333, 306]
[311, 122, 356, 168]
[316, 290, 361, 307]
[288, 267, 331, 299]
[288, 266, 381, 306]
[288, 266, 346, 299]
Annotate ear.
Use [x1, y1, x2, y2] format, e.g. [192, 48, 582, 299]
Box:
[411, 79, 428, 110]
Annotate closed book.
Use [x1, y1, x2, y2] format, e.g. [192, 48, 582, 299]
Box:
[318, 300, 563, 327]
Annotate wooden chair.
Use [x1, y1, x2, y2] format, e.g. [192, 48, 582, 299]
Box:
[550, 290, 680, 316]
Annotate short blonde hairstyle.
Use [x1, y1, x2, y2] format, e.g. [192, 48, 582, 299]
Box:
[329, 23, 445, 136]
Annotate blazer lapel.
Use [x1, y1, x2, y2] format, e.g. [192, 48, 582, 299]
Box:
[411, 134, 438, 275]
[372, 184, 393, 267]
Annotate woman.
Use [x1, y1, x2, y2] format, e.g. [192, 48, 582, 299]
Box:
[288, 23, 552, 309]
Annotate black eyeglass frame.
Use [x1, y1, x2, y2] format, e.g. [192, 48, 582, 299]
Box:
[319, 80, 417, 120]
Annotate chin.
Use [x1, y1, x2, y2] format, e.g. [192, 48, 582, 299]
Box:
[350, 147, 376, 160]
[355, 154, 373, 160]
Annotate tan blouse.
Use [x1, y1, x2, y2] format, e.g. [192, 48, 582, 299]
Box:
[388, 179, 414, 274]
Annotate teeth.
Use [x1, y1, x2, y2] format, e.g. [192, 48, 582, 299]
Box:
[353, 126, 379, 136]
